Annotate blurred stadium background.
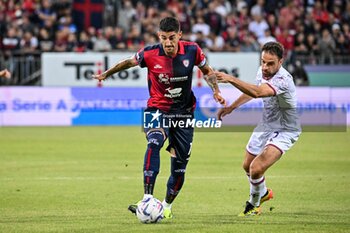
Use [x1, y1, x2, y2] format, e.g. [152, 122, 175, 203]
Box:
[0, 1, 349, 232]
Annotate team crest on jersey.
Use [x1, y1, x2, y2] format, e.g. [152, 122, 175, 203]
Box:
[183, 59, 189, 67]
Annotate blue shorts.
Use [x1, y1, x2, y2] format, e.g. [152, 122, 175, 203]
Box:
[144, 108, 194, 163]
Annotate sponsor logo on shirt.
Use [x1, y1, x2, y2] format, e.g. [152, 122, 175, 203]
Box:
[164, 87, 182, 98]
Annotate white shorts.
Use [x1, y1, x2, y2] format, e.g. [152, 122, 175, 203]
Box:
[246, 127, 301, 156]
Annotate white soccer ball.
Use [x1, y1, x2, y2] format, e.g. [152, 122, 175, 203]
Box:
[136, 197, 164, 223]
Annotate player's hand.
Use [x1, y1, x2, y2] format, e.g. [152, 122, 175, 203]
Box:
[214, 71, 234, 83]
[1, 69, 11, 79]
[217, 105, 234, 121]
[213, 92, 226, 106]
[91, 73, 107, 81]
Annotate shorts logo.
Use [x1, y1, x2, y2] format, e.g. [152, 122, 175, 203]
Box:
[183, 59, 189, 67]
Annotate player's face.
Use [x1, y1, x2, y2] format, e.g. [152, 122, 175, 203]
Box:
[158, 30, 182, 56]
[261, 51, 283, 79]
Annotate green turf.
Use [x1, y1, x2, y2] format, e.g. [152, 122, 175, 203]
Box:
[0, 126, 349, 233]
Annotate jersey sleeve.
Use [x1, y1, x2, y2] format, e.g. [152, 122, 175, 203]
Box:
[135, 47, 146, 68]
[194, 44, 207, 68]
[269, 76, 289, 95]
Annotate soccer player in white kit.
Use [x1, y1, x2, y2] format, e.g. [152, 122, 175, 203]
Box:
[215, 42, 301, 216]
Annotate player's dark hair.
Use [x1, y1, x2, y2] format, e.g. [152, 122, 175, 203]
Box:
[261, 42, 284, 59]
[159, 17, 180, 33]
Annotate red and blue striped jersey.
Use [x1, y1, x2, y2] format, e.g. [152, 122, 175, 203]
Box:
[135, 40, 206, 113]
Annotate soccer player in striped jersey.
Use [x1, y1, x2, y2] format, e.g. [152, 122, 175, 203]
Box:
[216, 42, 301, 216]
[92, 17, 226, 219]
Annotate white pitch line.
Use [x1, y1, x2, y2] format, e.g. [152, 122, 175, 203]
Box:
[0, 175, 344, 181]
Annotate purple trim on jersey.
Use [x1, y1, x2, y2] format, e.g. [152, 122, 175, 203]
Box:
[266, 143, 284, 155]
[246, 148, 258, 157]
[135, 41, 205, 113]
[266, 83, 277, 96]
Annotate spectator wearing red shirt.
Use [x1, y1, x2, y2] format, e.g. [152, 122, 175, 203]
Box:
[312, 0, 330, 26]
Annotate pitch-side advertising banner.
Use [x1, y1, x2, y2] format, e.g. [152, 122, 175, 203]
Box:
[0, 87, 349, 127]
[42, 52, 259, 87]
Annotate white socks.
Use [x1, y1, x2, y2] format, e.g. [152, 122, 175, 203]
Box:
[249, 176, 267, 207]
[162, 200, 172, 209]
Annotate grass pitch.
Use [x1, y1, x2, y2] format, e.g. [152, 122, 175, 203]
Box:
[0, 126, 349, 233]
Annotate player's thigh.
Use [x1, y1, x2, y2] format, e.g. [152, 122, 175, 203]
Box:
[166, 127, 194, 162]
[265, 131, 301, 154]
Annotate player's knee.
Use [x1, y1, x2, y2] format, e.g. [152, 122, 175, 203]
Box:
[146, 130, 165, 150]
[242, 161, 250, 173]
[249, 163, 264, 177]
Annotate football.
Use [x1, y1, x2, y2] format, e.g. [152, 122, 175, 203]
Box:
[136, 197, 164, 223]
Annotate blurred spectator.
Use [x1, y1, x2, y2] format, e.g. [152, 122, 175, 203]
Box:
[117, 0, 136, 33]
[2, 26, 20, 56]
[77, 31, 93, 52]
[37, 0, 56, 27]
[204, 2, 223, 36]
[192, 16, 210, 36]
[318, 28, 336, 64]
[305, 33, 319, 64]
[66, 33, 78, 52]
[114, 26, 127, 49]
[289, 60, 309, 86]
[250, 0, 265, 17]
[93, 29, 112, 52]
[248, 12, 269, 39]
[207, 32, 225, 51]
[224, 27, 240, 52]
[294, 32, 308, 55]
[276, 28, 294, 58]
[54, 29, 68, 52]
[240, 32, 260, 52]
[257, 29, 276, 47]
[126, 23, 144, 51]
[38, 28, 54, 52]
[312, 0, 330, 26]
[20, 30, 38, 53]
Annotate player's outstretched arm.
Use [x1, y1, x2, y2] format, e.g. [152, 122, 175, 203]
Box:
[217, 94, 252, 120]
[0, 69, 11, 79]
[215, 71, 275, 98]
[200, 64, 226, 106]
[92, 56, 138, 81]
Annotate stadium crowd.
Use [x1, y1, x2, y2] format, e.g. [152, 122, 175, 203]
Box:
[1, 0, 350, 66]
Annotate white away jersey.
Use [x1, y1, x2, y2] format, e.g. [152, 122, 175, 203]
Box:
[256, 66, 301, 132]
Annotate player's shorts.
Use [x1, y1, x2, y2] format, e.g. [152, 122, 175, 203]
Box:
[143, 108, 194, 163]
[246, 125, 301, 156]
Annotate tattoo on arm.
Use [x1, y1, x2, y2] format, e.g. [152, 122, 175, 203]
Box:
[104, 58, 136, 78]
[204, 73, 220, 93]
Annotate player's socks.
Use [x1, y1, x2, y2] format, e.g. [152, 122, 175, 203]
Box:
[143, 131, 164, 194]
[249, 176, 267, 207]
[165, 157, 186, 204]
